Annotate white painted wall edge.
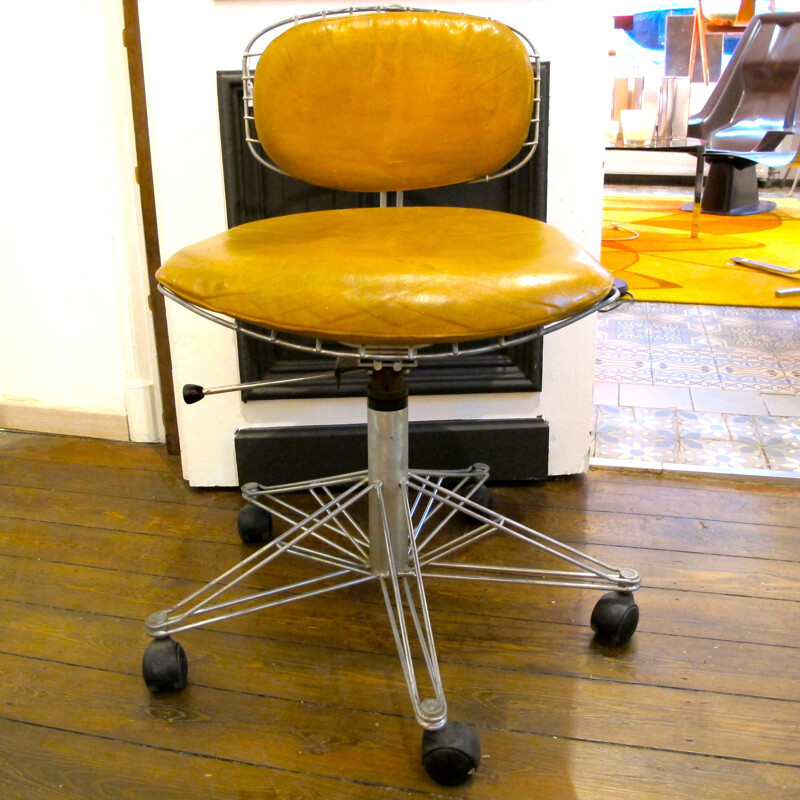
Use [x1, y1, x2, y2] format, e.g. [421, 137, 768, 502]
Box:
[97, 0, 164, 443]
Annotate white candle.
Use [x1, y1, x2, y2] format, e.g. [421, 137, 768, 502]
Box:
[620, 109, 657, 145]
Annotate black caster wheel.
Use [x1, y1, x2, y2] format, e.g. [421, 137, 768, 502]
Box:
[421, 720, 481, 787]
[237, 503, 273, 544]
[591, 591, 639, 646]
[142, 636, 188, 693]
[459, 483, 493, 522]
[470, 483, 494, 512]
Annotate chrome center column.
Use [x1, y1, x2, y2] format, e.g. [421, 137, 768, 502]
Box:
[367, 367, 411, 575]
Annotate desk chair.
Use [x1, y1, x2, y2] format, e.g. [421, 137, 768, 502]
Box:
[143, 7, 641, 786]
[686, 11, 800, 215]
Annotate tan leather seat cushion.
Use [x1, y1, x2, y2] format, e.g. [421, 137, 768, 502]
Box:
[156, 206, 612, 346]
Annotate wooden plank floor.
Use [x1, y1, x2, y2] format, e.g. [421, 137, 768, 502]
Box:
[1, 430, 799, 799]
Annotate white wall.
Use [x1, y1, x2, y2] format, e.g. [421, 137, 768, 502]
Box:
[0, 0, 160, 441]
[138, 0, 611, 485]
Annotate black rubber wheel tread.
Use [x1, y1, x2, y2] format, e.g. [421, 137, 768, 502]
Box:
[421, 720, 481, 786]
[470, 483, 494, 512]
[237, 502, 273, 544]
[590, 591, 639, 646]
[458, 483, 493, 522]
[142, 636, 188, 693]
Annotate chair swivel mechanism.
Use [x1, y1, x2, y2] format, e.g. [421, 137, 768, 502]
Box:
[143, 7, 641, 787]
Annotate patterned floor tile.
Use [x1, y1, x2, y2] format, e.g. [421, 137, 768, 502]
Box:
[648, 321, 708, 348]
[753, 415, 800, 444]
[594, 345, 654, 383]
[651, 373, 722, 388]
[768, 334, 800, 356]
[594, 431, 678, 462]
[724, 415, 762, 443]
[651, 346, 719, 386]
[760, 312, 800, 328]
[643, 301, 705, 321]
[785, 370, 800, 385]
[744, 307, 789, 321]
[595, 316, 651, 346]
[676, 411, 730, 440]
[753, 307, 800, 323]
[708, 335, 775, 358]
[763, 442, 800, 471]
[594, 404, 636, 433]
[594, 404, 677, 461]
[596, 404, 636, 420]
[714, 353, 793, 392]
[632, 407, 677, 427]
[775, 348, 800, 364]
[716, 376, 793, 393]
[607, 299, 649, 316]
[596, 423, 677, 444]
[679, 439, 768, 470]
[592, 300, 800, 474]
[697, 305, 767, 323]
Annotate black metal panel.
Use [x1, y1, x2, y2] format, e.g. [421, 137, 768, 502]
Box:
[217, 65, 550, 400]
[235, 418, 549, 485]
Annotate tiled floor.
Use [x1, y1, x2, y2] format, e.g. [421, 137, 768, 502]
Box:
[592, 301, 800, 475]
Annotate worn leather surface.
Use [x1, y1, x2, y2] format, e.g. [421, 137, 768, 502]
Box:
[157, 207, 612, 346]
[253, 12, 534, 192]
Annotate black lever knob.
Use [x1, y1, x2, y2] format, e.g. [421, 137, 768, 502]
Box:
[182, 384, 205, 404]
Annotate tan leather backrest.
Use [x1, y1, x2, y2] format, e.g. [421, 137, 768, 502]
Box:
[253, 11, 534, 192]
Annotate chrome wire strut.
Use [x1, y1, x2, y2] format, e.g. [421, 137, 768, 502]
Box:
[145, 366, 639, 732]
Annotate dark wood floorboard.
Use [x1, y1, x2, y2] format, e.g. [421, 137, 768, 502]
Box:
[0, 431, 798, 798]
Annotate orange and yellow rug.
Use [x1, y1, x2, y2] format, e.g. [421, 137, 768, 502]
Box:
[601, 194, 800, 308]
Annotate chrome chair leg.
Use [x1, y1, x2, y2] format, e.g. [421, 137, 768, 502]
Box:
[408, 473, 641, 646]
[410, 473, 640, 594]
[377, 484, 447, 730]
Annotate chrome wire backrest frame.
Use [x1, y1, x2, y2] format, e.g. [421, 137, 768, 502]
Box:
[241, 5, 541, 186]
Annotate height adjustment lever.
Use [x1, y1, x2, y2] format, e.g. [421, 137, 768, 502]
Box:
[182, 362, 367, 405]
[183, 384, 206, 404]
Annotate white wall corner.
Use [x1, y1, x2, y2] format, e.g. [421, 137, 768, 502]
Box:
[97, 0, 164, 443]
[538, 316, 597, 477]
[124, 380, 159, 442]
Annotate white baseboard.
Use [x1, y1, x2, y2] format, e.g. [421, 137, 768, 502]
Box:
[0, 401, 129, 441]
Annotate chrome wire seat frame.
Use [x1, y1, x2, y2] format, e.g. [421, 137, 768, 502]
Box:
[148, 287, 638, 731]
